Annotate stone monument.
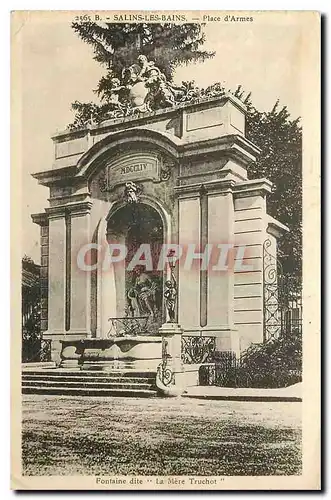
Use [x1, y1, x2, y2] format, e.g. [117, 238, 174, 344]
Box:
[32, 56, 288, 381]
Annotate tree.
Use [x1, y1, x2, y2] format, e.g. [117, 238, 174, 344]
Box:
[72, 22, 214, 81]
[22, 256, 41, 362]
[232, 86, 302, 291]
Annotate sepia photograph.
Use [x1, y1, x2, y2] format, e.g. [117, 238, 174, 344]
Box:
[11, 10, 320, 490]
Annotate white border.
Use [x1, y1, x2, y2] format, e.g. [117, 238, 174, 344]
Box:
[3, 1, 326, 498]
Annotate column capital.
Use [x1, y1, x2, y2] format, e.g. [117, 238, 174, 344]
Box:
[31, 212, 49, 226]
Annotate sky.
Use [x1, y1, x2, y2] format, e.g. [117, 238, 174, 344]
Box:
[20, 16, 303, 263]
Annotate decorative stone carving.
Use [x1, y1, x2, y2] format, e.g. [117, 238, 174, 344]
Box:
[124, 181, 141, 204]
[68, 75, 228, 129]
[160, 163, 172, 182]
[164, 249, 178, 323]
[98, 169, 108, 192]
[105, 54, 190, 118]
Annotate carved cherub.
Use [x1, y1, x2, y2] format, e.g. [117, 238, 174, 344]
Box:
[157, 78, 176, 107]
[108, 78, 126, 107]
[164, 280, 177, 323]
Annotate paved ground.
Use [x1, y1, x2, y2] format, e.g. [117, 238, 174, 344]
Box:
[185, 383, 302, 402]
[22, 395, 301, 476]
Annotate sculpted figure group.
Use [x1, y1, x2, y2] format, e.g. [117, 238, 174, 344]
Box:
[107, 54, 189, 116]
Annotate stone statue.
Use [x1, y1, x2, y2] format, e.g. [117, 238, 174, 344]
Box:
[108, 78, 126, 108]
[127, 267, 158, 318]
[164, 279, 177, 323]
[136, 55, 161, 82]
[108, 54, 185, 115]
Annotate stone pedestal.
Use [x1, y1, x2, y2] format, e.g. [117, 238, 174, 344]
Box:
[158, 323, 183, 371]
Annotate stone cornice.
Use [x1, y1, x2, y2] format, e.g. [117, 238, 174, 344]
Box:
[233, 178, 273, 198]
[178, 166, 247, 183]
[179, 134, 260, 166]
[175, 178, 236, 198]
[33, 132, 260, 190]
[45, 201, 93, 219]
[51, 93, 247, 141]
[31, 212, 49, 226]
[267, 215, 289, 237]
[32, 165, 77, 187]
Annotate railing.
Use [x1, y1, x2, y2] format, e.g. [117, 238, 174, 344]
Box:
[199, 351, 240, 387]
[199, 328, 302, 388]
[263, 238, 302, 341]
[181, 336, 216, 364]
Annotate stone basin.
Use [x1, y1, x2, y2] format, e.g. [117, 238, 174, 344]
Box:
[60, 336, 163, 371]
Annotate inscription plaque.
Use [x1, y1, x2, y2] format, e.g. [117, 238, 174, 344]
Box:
[98, 152, 162, 191]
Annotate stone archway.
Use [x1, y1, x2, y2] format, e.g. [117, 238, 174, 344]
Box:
[92, 199, 171, 338]
[107, 202, 164, 334]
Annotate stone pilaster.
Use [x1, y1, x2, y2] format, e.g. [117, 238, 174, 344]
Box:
[31, 213, 49, 333]
[175, 180, 239, 355]
[67, 201, 93, 336]
[177, 192, 201, 329]
[45, 208, 66, 336]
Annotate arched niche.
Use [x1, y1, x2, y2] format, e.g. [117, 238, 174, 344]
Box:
[90, 196, 172, 338]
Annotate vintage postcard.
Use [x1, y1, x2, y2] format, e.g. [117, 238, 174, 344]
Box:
[11, 10, 320, 490]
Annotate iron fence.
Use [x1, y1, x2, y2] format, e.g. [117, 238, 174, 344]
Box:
[263, 238, 302, 341]
[181, 336, 216, 364]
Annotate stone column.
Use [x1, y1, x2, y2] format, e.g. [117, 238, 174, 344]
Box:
[33, 202, 93, 365]
[40, 207, 66, 364]
[174, 181, 239, 356]
[46, 209, 66, 335]
[177, 193, 201, 329]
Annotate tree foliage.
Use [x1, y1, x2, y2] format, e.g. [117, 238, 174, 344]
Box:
[72, 22, 214, 82]
[239, 91, 302, 290]
[238, 329, 302, 388]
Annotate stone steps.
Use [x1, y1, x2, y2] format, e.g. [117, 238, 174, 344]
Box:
[22, 368, 158, 398]
[22, 374, 153, 384]
[23, 379, 152, 390]
[22, 369, 155, 378]
[22, 386, 157, 398]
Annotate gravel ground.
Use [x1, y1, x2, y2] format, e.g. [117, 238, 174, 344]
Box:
[22, 395, 301, 476]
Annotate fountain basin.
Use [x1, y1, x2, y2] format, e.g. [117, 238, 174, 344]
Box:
[60, 336, 163, 371]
